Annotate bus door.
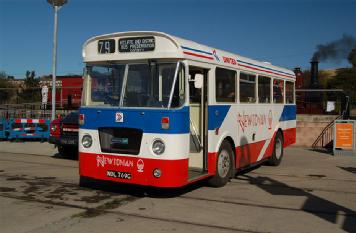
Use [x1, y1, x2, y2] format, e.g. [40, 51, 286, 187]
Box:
[188, 67, 208, 179]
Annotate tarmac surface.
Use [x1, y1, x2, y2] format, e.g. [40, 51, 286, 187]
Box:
[0, 141, 355, 233]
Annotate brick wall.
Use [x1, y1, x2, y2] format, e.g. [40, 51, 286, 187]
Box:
[295, 115, 337, 147]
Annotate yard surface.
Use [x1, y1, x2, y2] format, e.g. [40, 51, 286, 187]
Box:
[0, 142, 355, 233]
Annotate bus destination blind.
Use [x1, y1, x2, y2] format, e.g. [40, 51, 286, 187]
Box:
[119, 37, 155, 53]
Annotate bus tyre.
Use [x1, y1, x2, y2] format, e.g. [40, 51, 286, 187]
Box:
[79, 176, 91, 188]
[268, 132, 284, 166]
[58, 146, 78, 158]
[208, 141, 233, 187]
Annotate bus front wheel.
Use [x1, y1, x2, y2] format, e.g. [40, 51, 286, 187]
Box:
[268, 132, 284, 166]
[208, 141, 233, 187]
[79, 176, 92, 188]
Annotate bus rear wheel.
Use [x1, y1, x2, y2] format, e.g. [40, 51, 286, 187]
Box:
[268, 132, 284, 166]
[208, 141, 233, 187]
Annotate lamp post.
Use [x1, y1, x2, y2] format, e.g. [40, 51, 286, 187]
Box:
[47, 0, 68, 120]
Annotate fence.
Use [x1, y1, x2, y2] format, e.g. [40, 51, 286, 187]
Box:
[7, 118, 50, 140]
[0, 85, 82, 110]
[0, 118, 7, 139]
[0, 117, 51, 141]
[296, 89, 350, 117]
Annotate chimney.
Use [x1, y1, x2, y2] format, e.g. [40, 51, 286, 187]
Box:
[294, 67, 303, 89]
[310, 60, 319, 88]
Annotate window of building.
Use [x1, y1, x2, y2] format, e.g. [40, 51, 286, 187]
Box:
[273, 79, 284, 103]
[285, 81, 295, 104]
[215, 67, 236, 102]
[258, 75, 271, 103]
[240, 72, 256, 103]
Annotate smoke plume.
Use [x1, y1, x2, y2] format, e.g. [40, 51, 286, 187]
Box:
[312, 34, 356, 62]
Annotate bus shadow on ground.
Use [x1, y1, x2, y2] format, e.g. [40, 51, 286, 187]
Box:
[338, 166, 356, 174]
[81, 177, 207, 198]
[239, 174, 356, 233]
[51, 152, 78, 161]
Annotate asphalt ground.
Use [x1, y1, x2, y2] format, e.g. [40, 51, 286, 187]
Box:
[0, 141, 355, 233]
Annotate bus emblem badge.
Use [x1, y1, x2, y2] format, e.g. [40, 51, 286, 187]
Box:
[137, 159, 144, 173]
[115, 112, 124, 123]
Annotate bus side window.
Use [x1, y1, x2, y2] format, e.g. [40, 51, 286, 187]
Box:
[285, 81, 295, 104]
[273, 79, 284, 103]
[240, 72, 256, 103]
[215, 67, 236, 103]
[258, 75, 271, 103]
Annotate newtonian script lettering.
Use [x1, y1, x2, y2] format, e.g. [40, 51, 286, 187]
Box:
[237, 110, 272, 132]
[96, 155, 134, 168]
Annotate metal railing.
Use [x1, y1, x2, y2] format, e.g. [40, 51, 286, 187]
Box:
[311, 115, 342, 151]
[311, 94, 350, 152]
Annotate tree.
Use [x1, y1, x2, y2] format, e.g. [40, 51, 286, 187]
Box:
[18, 70, 41, 103]
[0, 71, 14, 104]
[348, 48, 356, 69]
[326, 68, 356, 106]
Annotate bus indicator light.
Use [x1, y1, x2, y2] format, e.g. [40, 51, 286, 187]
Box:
[79, 114, 85, 125]
[161, 117, 169, 129]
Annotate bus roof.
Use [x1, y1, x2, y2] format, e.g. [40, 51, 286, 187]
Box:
[83, 31, 295, 80]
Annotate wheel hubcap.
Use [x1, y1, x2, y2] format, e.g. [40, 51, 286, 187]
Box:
[275, 137, 282, 159]
[218, 150, 230, 178]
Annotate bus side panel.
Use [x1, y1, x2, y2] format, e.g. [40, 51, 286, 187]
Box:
[207, 104, 295, 171]
[283, 127, 296, 147]
[235, 140, 266, 168]
[79, 152, 189, 188]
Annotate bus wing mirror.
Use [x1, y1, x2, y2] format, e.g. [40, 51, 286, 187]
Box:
[194, 74, 203, 89]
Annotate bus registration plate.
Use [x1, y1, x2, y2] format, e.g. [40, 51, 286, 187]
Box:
[107, 170, 132, 180]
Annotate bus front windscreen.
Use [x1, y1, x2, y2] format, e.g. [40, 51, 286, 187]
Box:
[86, 62, 185, 108]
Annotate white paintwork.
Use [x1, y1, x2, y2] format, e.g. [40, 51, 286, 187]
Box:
[81, 31, 296, 165]
[82, 31, 295, 80]
[79, 129, 190, 160]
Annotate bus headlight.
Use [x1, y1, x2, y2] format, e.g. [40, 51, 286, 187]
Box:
[82, 135, 92, 148]
[152, 139, 165, 155]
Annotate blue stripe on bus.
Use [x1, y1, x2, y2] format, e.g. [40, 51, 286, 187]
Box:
[80, 107, 189, 134]
[181, 46, 213, 55]
[208, 105, 231, 130]
[279, 105, 296, 122]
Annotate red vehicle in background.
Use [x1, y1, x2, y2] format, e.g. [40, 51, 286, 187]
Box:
[49, 112, 79, 157]
[42, 76, 83, 109]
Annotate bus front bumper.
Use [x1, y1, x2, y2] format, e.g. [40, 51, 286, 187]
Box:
[79, 152, 189, 188]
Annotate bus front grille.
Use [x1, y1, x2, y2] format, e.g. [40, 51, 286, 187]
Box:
[98, 127, 143, 155]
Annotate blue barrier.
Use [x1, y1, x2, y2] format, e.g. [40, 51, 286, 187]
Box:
[7, 118, 50, 140]
[0, 118, 7, 139]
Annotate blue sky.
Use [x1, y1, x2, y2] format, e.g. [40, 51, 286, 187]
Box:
[0, 0, 355, 78]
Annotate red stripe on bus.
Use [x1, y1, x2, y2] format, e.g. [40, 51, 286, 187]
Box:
[236, 140, 266, 168]
[208, 140, 268, 174]
[283, 128, 296, 147]
[208, 129, 293, 173]
[183, 51, 214, 60]
[79, 152, 189, 188]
